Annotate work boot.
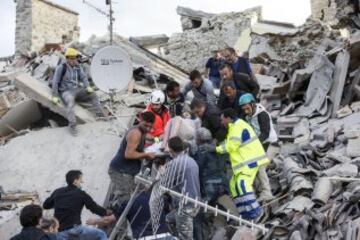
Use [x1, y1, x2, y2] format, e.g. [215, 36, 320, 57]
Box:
[69, 124, 78, 136]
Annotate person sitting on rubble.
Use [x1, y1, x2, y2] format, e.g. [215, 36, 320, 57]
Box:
[87, 190, 174, 240]
[51, 47, 104, 136]
[190, 98, 227, 143]
[219, 63, 259, 98]
[165, 136, 201, 240]
[239, 93, 278, 202]
[40, 217, 60, 234]
[192, 127, 228, 204]
[144, 90, 171, 140]
[10, 204, 57, 240]
[217, 81, 243, 117]
[43, 170, 110, 240]
[205, 50, 225, 88]
[223, 47, 257, 82]
[182, 70, 217, 106]
[214, 109, 269, 221]
[108, 111, 157, 235]
[164, 80, 188, 117]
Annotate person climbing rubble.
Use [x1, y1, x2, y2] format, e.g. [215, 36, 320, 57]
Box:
[219, 63, 259, 98]
[192, 127, 228, 204]
[190, 99, 227, 143]
[217, 81, 243, 116]
[215, 109, 269, 221]
[223, 47, 257, 82]
[164, 80, 188, 117]
[239, 93, 278, 202]
[108, 111, 157, 236]
[144, 90, 171, 140]
[182, 70, 217, 106]
[51, 48, 104, 136]
[43, 170, 110, 239]
[205, 50, 225, 88]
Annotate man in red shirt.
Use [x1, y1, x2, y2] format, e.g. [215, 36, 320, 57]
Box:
[144, 90, 170, 140]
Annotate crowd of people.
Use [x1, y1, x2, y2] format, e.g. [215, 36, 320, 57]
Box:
[11, 47, 278, 240]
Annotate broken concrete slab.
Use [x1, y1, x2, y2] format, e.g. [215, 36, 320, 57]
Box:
[275, 196, 314, 215]
[347, 138, 360, 157]
[296, 55, 335, 117]
[336, 105, 353, 118]
[350, 101, 360, 112]
[129, 34, 169, 48]
[14, 73, 95, 124]
[323, 163, 358, 177]
[0, 99, 41, 137]
[312, 177, 333, 206]
[251, 21, 298, 35]
[329, 50, 350, 117]
[249, 37, 283, 62]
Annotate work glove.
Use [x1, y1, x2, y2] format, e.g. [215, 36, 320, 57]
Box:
[51, 96, 60, 105]
[86, 86, 95, 94]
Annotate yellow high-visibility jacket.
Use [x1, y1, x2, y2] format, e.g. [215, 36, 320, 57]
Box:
[216, 119, 269, 176]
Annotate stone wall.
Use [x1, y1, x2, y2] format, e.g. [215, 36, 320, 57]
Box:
[15, 0, 32, 55]
[163, 7, 261, 72]
[310, 0, 355, 28]
[15, 0, 79, 55]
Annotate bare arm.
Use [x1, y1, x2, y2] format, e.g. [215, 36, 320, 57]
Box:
[86, 215, 116, 227]
[125, 129, 155, 160]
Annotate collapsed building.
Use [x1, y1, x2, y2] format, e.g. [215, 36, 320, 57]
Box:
[2, 0, 360, 239]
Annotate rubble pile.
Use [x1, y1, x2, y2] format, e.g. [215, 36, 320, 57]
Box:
[250, 19, 344, 72]
[163, 7, 261, 72]
[249, 26, 360, 240]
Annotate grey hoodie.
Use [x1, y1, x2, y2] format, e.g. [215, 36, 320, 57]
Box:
[52, 63, 90, 96]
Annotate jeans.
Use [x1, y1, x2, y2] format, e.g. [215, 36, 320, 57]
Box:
[58, 226, 107, 240]
[61, 88, 104, 126]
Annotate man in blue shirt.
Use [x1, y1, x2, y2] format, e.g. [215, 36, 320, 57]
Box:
[205, 50, 224, 88]
[223, 47, 257, 82]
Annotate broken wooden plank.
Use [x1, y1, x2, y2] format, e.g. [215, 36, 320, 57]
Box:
[14, 73, 95, 124]
[329, 50, 350, 118]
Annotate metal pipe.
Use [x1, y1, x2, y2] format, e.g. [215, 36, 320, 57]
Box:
[135, 175, 269, 233]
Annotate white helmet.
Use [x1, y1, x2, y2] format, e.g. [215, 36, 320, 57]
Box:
[150, 90, 165, 104]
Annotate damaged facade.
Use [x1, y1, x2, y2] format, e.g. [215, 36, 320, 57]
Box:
[15, 0, 80, 55]
[162, 6, 261, 72]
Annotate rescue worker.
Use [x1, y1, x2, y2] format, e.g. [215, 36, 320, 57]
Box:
[217, 81, 243, 116]
[51, 48, 104, 136]
[183, 70, 217, 106]
[239, 93, 278, 202]
[43, 170, 110, 239]
[164, 80, 187, 117]
[192, 127, 228, 204]
[219, 63, 259, 97]
[145, 90, 171, 140]
[215, 109, 269, 220]
[166, 137, 201, 240]
[223, 47, 257, 82]
[205, 50, 224, 88]
[190, 99, 227, 143]
[108, 111, 157, 236]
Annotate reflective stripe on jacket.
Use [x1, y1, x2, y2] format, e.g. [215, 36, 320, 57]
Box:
[216, 119, 269, 175]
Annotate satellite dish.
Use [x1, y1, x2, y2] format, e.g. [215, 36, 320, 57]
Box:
[90, 46, 133, 93]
